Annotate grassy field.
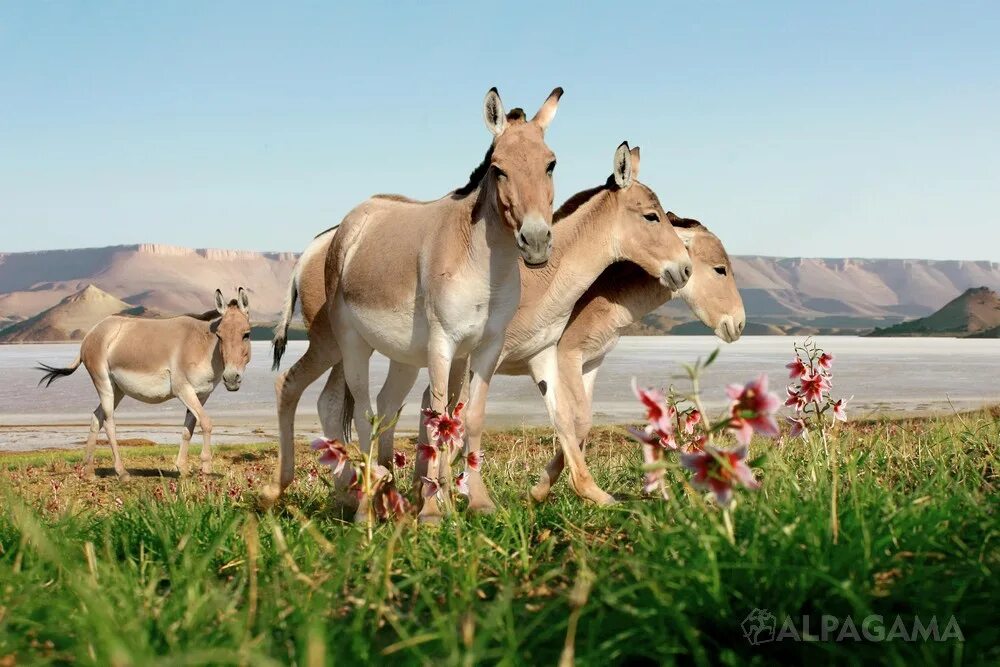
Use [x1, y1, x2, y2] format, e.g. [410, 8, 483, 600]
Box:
[0, 410, 997, 665]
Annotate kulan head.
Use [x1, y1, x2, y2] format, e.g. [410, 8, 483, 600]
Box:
[608, 143, 693, 291]
[668, 215, 746, 343]
[213, 287, 252, 391]
[482, 86, 562, 267]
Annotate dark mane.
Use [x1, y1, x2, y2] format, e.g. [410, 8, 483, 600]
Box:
[452, 109, 531, 198]
[184, 299, 236, 321]
[454, 144, 495, 197]
[553, 177, 615, 223]
[313, 223, 339, 239]
[666, 211, 704, 230]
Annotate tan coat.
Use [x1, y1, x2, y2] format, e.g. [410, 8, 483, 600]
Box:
[37, 289, 252, 478]
[265, 88, 565, 522]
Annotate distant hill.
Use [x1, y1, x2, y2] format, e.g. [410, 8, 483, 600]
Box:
[0, 244, 297, 323]
[1, 244, 999, 335]
[867, 287, 1000, 338]
[0, 285, 153, 343]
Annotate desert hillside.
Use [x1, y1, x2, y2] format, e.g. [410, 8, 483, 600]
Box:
[0, 285, 153, 343]
[867, 287, 1000, 338]
[0, 244, 296, 322]
[1, 244, 999, 335]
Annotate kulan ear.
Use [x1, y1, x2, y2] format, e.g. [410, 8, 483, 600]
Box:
[237, 286, 250, 315]
[613, 141, 633, 189]
[483, 87, 507, 137]
[675, 228, 696, 249]
[629, 146, 641, 180]
[215, 289, 226, 315]
[532, 86, 564, 131]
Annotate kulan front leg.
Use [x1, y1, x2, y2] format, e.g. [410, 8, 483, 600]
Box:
[529, 347, 614, 505]
[461, 341, 506, 514]
[532, 349, 593, 501]
[417, 342, 456, 523]
[413, 357, 468, 491]
[174, 409, 197, 476]
[176, 386, 214, 474]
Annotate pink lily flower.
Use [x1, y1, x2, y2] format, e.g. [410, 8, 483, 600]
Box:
[631, 378, 675, 435]
[423, 403, 465, 454]
[420, 476, 441, 499]
[455, 471, 470, 496]
[417, 443, 438, 464]
[726, 375, 781, 446]
[466, 450, 484, 471]
[684, 410, 702, 435]
[311, 437, 350, 475]
[784, 385, 806, 411]
[685, 433, 708, 453]
[681, 444, 760, 507]
[785, 357, 808, 379]
[799, 372, 831, 404]
[832, 397, 849, 422]
[818, 352, 834, 370]
[627, 425, 679, 452]
[393, 450, 407, 468]
[378, 487, 409, 520]
[641, 441, 668, 498]
[786, 416, 808, 439]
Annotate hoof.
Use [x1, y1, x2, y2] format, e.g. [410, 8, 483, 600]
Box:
[259, 485, 282, 509]
[117, 471, 131, 482]
[84, 467, 96, 481]
[174, 464, 190, 477]
[591, 491, 616, 506]
[529, 482, 552, 504]
[200, 464, 213, 475]
[417, 511, 444, 525]
[467, 499, 497, 515]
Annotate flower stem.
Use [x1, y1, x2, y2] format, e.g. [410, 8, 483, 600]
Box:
[722, 507, 735, 545]
[822, 426, 839, 545]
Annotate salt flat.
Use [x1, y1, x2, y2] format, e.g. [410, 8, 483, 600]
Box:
[2, 336, 998, 451]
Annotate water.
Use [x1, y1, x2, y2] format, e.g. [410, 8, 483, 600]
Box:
[1, 337, 998, 451]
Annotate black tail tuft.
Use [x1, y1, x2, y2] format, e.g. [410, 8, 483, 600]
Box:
[271, 336, 287, 372]
[36, 362, 79, 388]
[342, 390, 354, 443]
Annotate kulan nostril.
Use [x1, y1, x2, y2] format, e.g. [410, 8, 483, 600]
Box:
[518, 232, 528, 246]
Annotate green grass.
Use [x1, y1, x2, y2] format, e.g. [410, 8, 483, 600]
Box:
[1, 411, 997, 665]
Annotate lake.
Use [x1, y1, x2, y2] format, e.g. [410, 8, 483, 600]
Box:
[1, 337, 998, 451]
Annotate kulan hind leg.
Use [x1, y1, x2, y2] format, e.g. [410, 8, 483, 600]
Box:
[82, 405, 107, 479]
[96, 381, 127, 480]
[174, 409, 198, 476]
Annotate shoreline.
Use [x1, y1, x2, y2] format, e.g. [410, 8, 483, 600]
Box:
[3, 404, 996, 456]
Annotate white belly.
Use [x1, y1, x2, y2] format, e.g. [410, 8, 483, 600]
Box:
[111, 368, 173, 404]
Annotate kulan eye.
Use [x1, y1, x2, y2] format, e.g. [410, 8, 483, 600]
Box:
[643, 212, 660, 223]
[494, 166, 507, 181]
[546, 160, 556, 176]
[714, 266, 728, 276]
[243, 332, 251, 340]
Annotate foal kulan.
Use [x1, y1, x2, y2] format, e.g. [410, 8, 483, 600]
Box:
[37, 288, 252, 479]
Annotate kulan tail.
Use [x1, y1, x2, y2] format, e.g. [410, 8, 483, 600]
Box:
[272, 267, 300, 371]
[36, 357, 82, 387]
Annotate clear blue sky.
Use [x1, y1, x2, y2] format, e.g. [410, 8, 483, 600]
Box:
[1, 1, 998, 260]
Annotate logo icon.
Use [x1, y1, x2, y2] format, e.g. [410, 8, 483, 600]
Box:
[742, 608, 776, 645]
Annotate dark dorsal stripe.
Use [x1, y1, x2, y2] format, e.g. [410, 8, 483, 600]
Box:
[553, 176, 616, 223]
